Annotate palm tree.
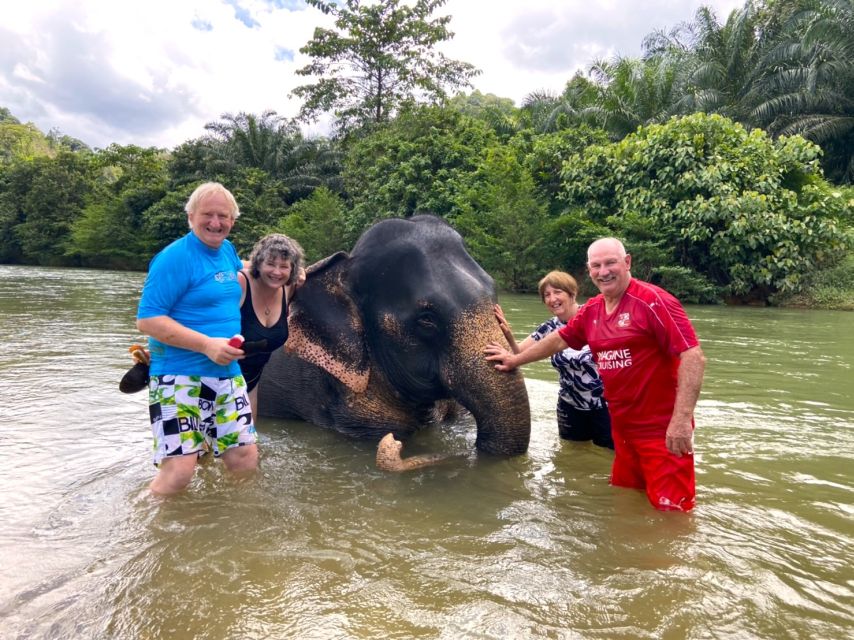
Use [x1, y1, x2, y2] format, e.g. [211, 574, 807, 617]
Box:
[650, 4, 765, 124]
[753, 0, 854, 182]
[584, 54, 682, 139]
[448, 90, 519, 140]
[520, 73, 598, 133]
[204, 111, 295, 175]
[203, 111, 343, 202]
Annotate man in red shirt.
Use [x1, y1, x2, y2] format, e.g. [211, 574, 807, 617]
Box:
[486, 238, 706, 511]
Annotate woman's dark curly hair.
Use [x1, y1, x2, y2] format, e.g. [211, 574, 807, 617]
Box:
[248, 234, 304, 285]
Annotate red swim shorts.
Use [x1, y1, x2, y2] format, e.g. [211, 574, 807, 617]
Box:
[610, 429, 695, 512]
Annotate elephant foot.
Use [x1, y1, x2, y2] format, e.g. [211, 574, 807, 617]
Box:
[376, 433, 448, 472]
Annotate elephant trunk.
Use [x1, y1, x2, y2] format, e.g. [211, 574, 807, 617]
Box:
[444, 302, 531, 456]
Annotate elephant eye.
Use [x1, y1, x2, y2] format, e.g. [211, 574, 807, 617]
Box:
[415, 311, 439, 334]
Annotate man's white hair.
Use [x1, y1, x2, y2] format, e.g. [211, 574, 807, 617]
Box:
[587, 237, 627, 262]
[184, 182, 240, 228]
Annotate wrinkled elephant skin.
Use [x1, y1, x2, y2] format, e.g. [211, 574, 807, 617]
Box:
[257, 215, 531, 457]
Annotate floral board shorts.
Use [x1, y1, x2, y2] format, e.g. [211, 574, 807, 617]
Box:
[148, 374, 257, 466]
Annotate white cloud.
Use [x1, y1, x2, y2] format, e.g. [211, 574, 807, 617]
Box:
[438, 0, 745, 103]
[1, 0, 329, 148]
[0, 0, 745, 149]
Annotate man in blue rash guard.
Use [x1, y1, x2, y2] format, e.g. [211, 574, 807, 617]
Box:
[136, 182, 257, 495]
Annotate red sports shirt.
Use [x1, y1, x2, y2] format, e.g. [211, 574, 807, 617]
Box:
[558, 279, 699, 436]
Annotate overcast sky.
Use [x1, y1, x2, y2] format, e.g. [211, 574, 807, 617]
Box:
[2, 0, 744, 150]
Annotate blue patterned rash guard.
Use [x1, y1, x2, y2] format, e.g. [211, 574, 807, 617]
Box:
[529, 315, 607, 411]
[137, 231, 243, 378]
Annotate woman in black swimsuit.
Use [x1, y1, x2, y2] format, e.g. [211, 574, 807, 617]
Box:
[238, 233, 304, 423]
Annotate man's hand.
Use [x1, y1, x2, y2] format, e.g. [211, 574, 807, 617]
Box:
[665, 417, 694, 457]
[203, 337, 245, 366]
[484, 342, 518, 372]
[485, 329, 567, 372]
[666, 345, 704, 456]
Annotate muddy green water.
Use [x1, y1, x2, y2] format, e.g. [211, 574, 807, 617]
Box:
[0, 265, 851, 639]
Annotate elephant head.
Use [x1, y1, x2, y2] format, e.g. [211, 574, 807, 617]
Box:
[257, 215, 530, 456]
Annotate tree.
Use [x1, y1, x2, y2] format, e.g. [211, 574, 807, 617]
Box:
[278, 186, 350, 262]
[0, 158, 35, 262]
[67, 144, 169, 269]
[645, 4, 765, 123]
[753, 0, 854, 183]
[46, 128, 89, 153]
[181, 111, 344, 204]
[0, 112, 54, 164]
[292, 0, 479, 132]
[11, 151, 97, 265]
[452, 146, 551, 291]
[539, 209, 612, 296]
[519, 125, 609, 207]
[342, 105, 496, 241]
[561, 113, 850, 301]
[203, 110, 293, 175]
[519, 72, 599, 133]
[138, 185, 198, 256]
[448, 90, 519, 140]
[585, 54, 683, 139]
[227, 168, 292, 254]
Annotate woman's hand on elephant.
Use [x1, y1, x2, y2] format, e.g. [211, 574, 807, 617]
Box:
[493, 305, 521, 353]
[484, 342, 518, 372]
[494, 304, 513, 336]
[494, 303, 510, 328]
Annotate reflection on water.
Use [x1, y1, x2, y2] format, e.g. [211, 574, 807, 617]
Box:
[0, 267, 852, 639]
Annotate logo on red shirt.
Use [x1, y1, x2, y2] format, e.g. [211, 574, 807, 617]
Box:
[597, 348, 633, 370]
[617, 312, 630, 328]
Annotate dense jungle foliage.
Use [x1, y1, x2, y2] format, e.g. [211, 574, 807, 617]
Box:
[1, 0, 852, 307]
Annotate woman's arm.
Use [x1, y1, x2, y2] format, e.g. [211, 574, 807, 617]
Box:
[493, 304, 535, 354]
[285, 266, 307, 304]
[237, 270, 248, 307]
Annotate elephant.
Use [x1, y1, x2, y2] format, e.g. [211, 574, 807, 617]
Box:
[256, 215, 531, 460]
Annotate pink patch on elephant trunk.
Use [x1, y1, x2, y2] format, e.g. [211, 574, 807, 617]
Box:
[443, 302, 531, 456]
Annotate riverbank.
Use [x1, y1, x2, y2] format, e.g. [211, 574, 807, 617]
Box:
[773, 254, 854, 311]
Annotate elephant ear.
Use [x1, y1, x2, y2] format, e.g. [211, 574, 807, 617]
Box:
[304, 251, 343, 276]
[286, 252, 370, 393]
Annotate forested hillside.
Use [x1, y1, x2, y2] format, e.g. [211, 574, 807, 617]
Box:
[1, 0, 851, 307]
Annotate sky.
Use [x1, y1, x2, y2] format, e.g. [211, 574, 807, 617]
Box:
[1, 0, 744, 150]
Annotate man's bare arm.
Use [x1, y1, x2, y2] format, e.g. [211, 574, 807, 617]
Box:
[137, 316, 242, 366]
[485, 330, 567, 371]
[666, 346, 706, 456]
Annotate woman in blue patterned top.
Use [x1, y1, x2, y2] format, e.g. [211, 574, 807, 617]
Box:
[495, 271, 613, 449]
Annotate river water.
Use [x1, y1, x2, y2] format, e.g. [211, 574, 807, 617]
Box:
[0, 264, 851, 640]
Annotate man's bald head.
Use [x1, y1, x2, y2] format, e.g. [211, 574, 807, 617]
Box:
[587, 237, 627, 262]
[586, 237, 632, 302]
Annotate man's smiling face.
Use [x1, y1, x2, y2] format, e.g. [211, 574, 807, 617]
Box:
[587, 239, 632, 300]
[188, 192, 235, 249]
